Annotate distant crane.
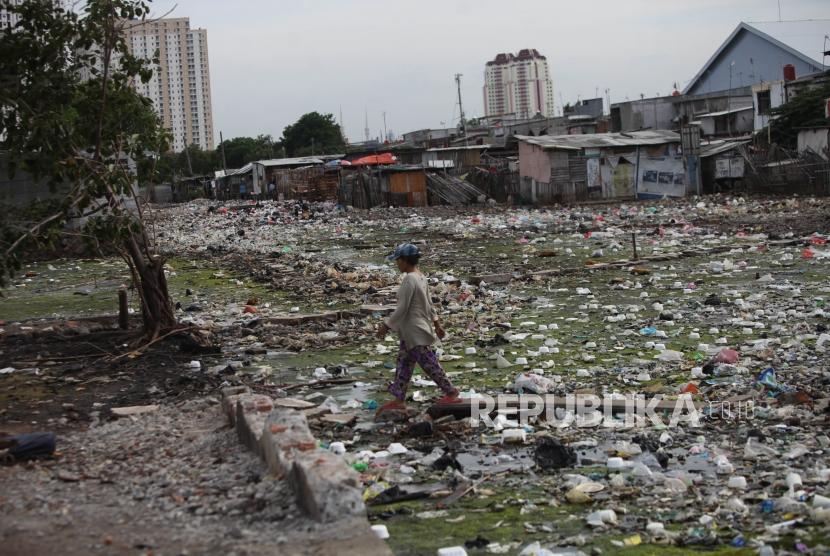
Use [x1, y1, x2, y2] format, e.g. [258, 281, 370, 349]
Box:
[455, 73, 468, 146]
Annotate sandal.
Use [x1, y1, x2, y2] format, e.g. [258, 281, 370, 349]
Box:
[436, 391, 462, 405]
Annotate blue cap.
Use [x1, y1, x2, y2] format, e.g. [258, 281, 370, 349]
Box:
[386, 243, 420, 261]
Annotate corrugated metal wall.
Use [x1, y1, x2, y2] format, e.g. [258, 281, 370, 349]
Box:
[389, 171, 427, 207]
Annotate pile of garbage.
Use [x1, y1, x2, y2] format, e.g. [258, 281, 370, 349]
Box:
[150, 197, 830, 554]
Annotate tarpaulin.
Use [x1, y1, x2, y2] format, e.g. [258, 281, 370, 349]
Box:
[349, 153, 397, 166]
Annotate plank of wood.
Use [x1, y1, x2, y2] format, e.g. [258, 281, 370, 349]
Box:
[469, 273, 514, 285]
[319, 412, 359, 425]
[359, 305, 396, 315]
[110, 405, 159, 417]
[274, 398, 317, 409]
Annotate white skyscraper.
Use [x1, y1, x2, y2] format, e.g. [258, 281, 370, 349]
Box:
[0, 0, 23, 29]
[1, 0, 63, 30]
[122, 17, 214, 152]
[483, 49, 555, 120]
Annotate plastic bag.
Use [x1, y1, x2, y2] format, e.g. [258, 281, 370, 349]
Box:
[512, 372, 556, 394]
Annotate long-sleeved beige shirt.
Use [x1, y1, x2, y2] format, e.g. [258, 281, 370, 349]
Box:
[384, 272, 437, 350]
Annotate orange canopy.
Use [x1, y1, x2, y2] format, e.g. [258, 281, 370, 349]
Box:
[349, 152, 397, 166]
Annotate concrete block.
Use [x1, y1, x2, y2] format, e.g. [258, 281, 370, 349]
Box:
[260, 408, 317, 478]
[235, 394, 273, 455]
[221, 386, 251, 425]
[290, 449, 365, 522]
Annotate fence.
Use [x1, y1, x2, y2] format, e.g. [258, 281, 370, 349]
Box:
[742, 149, 830, 196]
[339, 172, 384, 209]
[272, 166, 339, 202]
[466, 166, 519, 203]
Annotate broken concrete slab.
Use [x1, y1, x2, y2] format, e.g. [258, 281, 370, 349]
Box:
[221, 385, 251, 425]
[289, 448, 365, 523]
[260, 408, 317, 478]
[234, 394, 274, 456]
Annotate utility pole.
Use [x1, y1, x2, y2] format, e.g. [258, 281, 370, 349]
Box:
[183, 135, 194, 175]
[455, 73, 468, 146]
[219, 130, 228, 201]
[364, 108, 370, 143]
[339, 104, 346, 143]
[219, 131, 228, 171]
[382, 111, 388, 142]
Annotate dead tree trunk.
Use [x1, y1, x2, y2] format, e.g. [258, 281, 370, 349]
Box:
[125, 234, 177, 340]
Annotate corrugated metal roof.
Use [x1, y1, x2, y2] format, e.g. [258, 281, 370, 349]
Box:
[225, 163, 252, 177]
[516, 130, 680, 150]
[698, 106, 754, 118]
[254, 157, 325, 167]
[699, 140, 750, 158]
[427, 145, 491, 152]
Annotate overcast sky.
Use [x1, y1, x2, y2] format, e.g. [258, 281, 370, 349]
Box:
[148, 0, 830, 146]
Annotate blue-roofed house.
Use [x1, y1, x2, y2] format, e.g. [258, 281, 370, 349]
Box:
[683, 21, 826, 96]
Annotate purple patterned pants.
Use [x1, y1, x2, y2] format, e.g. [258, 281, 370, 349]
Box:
[388, 341, 457, 401]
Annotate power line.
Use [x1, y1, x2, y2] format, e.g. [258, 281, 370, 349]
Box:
[746, 18, 830, 23]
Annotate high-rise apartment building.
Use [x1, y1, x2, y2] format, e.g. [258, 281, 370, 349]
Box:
[0, 0, 22, 29]
[1, 0, 62, 30]
[122, 17, 214, 152]
[483, 49, 554, 120]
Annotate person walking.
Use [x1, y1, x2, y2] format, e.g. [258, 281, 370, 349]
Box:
[376, 243, 459, 414]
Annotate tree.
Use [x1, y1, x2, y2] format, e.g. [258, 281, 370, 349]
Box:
[0, 0, 176, 339]
[157, 144, 220, 183]
[215, 134, 280, 168]
[281, 112, 344, 157]
[768, 82, 830, 149]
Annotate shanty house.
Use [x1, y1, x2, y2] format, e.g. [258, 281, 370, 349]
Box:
[254, 157, 340, 201]
[516, 131, 687, 203]
[422, 145, 487, 171]
[339, 165, 427, 209]
[696, 106, 754, 138]
[699, 140, 750, 192]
